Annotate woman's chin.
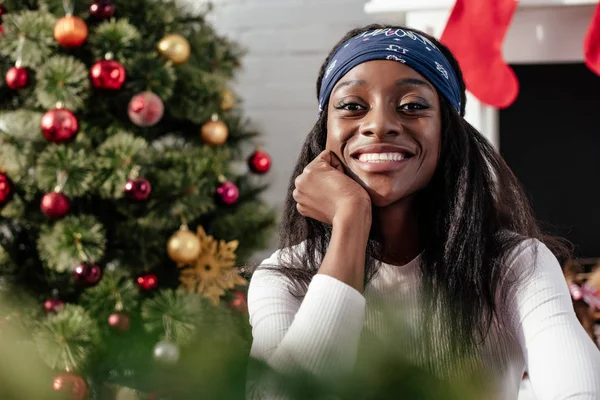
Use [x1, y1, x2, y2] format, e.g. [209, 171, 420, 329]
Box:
[365, 188, 408, 208]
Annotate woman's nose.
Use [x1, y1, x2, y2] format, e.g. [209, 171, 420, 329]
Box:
[358, 104, 402, 138]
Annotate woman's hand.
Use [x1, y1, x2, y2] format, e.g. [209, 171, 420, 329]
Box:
[293, 150, 371, 226]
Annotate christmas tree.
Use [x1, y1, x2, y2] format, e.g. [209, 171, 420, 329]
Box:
[0, 0, 275, 397]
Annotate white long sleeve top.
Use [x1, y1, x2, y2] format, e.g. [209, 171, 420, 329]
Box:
[247, 239, 600, 399]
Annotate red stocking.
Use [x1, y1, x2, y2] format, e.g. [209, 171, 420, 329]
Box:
[584, 1, 600, 76]
[441, 0, 519, 109]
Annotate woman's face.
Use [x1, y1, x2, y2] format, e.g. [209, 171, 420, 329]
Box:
[326, 60, 442, 207]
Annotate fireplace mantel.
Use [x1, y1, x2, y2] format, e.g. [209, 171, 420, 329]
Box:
[364, 0, 597, 147]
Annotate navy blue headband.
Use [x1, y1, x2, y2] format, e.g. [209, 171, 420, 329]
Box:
[318, 28, 462, 115]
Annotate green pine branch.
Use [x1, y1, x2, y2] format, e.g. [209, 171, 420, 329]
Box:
[35, 56, 90, 111]
[211, 201, 277, 263]
[95, 132, 148, 199]
[0, 196, 26, 220]
[167, 65, 227, 123]
[35, 145, 93, 197]
[0, 142, 33, 179]
[126, 54, 177, 102]
[80, 270, 139, 322]
[33, 304, 100, 371]
[0, 10, 57, 68]
[0, 110, 46, 142]
[110, 221, 169, 272]
[37, 215, 106, 273]
[141, 290, 205, 346]
[89, 19, 141, 65]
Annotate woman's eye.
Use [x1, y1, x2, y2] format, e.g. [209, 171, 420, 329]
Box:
[398, 102, 428, 112]
[335, 102, 365, 111]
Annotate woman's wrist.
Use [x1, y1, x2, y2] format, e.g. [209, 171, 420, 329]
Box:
[333, 198, 372, 233]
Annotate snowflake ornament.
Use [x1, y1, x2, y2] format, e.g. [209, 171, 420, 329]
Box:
[178, 226, 247, 305]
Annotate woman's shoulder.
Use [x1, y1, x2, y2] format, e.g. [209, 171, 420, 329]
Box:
[503, 235, 558, 271]
[501, 235, 566, 294]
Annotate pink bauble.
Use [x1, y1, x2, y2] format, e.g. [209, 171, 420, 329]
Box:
[73, 263, 102, 287]
[128, 92, 164, 127]
[216, 181, 239, 205]
[124, 178, 151, 201]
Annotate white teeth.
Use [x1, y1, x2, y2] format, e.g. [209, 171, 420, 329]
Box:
[358, 153, 406, 162]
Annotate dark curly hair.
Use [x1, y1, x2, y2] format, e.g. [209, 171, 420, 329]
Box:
[272, 24, 569, 356]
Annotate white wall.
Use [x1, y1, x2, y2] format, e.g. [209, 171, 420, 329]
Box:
[184, 0, 397, 259]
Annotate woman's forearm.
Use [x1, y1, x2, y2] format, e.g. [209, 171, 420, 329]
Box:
[318, 201, 372, 292]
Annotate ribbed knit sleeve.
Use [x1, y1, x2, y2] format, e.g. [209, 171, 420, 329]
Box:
[506, 240, 600, 399]
[247, 250, 366, 393]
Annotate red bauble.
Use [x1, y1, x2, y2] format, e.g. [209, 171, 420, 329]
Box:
[216, 181, 239, 205]
[40, 192, 70, 219]
[90, 60, 125, 90]
[248, 149, 272, 174]
[73, 263, 102, 287]
[89, 0, 115, 19]
[41, 109, 79, 143]
[52, 372, 88, 400]
[5, 66, 28, 90]
[0, 173, 14, 207]
[43, 298, 64, 313]
[108, 312, 130, 333]
[137, 273, 158, 291]
[128, 92, 164, 127]
[229, 291, 248, 313]
[124, 178, 151, 201]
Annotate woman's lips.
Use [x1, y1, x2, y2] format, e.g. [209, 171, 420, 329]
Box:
[352, 152, 411, 173]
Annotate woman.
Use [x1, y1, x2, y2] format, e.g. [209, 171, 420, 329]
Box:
[247, 24, 600, 399]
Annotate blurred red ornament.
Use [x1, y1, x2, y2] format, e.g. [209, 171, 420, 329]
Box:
[108, 312, 130, 333]
[0, 4, 7, 16]
[124, 178, 151, 201]
[128, 92, 164, 127]
[90, 60, 126, 90]
[229, 291, 248, 313]
[43, 298, 64, 313]
[54, 16, 88, 47]
[0, 25, 4, 35]
[248, 149, 271, 174]
[41, 192, 70, 219]
[52, 372, 88, 400]
[5, 66, 28, 89]
[41, 108, 79, 143]
[0, 173, 14, 207]
[137, 273, 158, 291]
[216, 181, 239, 205]
[73, 263, 102, 287]
[89, 0, 115, 19]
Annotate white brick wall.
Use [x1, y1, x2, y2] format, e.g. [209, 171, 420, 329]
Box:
[182, 0, 398, 259]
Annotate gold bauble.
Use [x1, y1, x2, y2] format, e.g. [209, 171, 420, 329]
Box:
[167, 228, 201, 264]
[201, 118, 228, 146]
[220, 89, 235, 111]
[157, 34, 191, 64]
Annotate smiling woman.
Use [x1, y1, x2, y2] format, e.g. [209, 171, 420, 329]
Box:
[246, 24, 600, 399]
